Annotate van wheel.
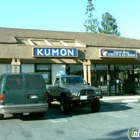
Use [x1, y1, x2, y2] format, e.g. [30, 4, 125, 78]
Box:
[91, 99, 100, 113]
[37, 112, 46, 118]
[60, 99, 71, 114]
[0, 114, 4, 119]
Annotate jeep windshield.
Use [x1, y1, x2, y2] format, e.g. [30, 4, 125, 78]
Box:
[61, 76, 88, 85]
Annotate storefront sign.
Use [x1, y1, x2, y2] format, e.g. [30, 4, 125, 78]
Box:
[99, 49, 137, 58]
[33, 48, 78, 57]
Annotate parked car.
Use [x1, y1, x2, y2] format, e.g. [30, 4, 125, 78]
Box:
[47, 75, 102, 114]
[0, 73, 48, 119]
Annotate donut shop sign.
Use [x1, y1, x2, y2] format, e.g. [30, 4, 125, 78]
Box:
[99, 49, 137, 58]
[33, 48, 78, 57]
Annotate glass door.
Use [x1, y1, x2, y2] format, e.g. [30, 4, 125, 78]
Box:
[115, 65, 133, 95]
[134, 65, 140, 95]
[35, 64, 51, 84]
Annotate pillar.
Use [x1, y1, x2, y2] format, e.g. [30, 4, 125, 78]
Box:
[83, 60, 91, 84]
[87, 60, 91, 85]
[11, 59, 21, 73]
[83, 64, 87, 82]
[11, 59, 16, 73]
[17, 59, 21, 73]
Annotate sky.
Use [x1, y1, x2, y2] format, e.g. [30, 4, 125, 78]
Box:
[0, 0, 140, 40]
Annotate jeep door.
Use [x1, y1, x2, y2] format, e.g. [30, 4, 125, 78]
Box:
[4, 75, 25, 105]
[25, 75, 46, 104]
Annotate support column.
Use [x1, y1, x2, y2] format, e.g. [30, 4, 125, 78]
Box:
[11, 59, 21, 73]
[83, 60, 91, 84]
[87, 60, 91, 85]
[17, 59, 21, 73]
[11, 59, 16, 73]
[83, 64, 87, 82]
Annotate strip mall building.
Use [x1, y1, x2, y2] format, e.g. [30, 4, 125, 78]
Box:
[1, 27, 140, 96]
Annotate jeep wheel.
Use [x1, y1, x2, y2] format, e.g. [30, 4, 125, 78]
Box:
[91, 99, 100, 113]
[60, 99, 71, 114]
[0, 114, 4, 120]
[48, 96, 53, 108]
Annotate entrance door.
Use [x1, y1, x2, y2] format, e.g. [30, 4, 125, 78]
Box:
[115, 65, 134, 95]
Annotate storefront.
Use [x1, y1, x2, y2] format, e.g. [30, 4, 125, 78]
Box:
[0, 27, 140, 96]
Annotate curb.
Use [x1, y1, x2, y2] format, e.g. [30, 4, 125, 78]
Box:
[100, 96, 140, 102]
[121, 99, 139, 103]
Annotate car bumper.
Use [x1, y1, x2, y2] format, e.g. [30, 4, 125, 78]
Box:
[69, 94, 102, 101]
[0, 103, 48, 114]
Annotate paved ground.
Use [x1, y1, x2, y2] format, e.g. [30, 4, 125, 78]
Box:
[1, 95, 140, 140]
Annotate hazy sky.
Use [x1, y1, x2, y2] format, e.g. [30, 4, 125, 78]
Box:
[0, 0, 139, 39]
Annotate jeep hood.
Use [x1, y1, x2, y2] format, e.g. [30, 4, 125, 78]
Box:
[63, 85, 100, 92]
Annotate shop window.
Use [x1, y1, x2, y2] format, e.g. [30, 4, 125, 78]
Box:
[68, 64, 83, 76]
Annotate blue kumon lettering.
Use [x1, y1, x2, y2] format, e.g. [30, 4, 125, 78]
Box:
[34, 48, 77, 57]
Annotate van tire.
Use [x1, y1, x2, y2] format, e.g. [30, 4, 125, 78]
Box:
[0, 114, 4, 119]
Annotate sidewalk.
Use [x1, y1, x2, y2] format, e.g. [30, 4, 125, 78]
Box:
[100, 95, 140, 102]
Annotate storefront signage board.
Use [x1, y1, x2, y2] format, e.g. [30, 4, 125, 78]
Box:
[99, 49, 137, 58]
[33, 48, 78, 57]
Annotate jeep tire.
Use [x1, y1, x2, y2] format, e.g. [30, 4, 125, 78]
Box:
[91, 99, 100, 113]
[60, 99, 71, 114]
[0, 114, 4, 120]
[48, 95, 53, 108]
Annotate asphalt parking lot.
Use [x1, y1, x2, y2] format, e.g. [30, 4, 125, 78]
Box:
[0, 97, 140, 140]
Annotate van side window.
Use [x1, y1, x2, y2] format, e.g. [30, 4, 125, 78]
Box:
[6, 76, 23, 90]
[27, 75, 43, 89]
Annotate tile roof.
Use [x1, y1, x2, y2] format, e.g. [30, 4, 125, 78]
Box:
[0, 27, 140, 47]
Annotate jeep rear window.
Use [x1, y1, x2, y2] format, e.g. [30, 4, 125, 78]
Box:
[6, 76, 23, 90]
[26, 75, 43, 89]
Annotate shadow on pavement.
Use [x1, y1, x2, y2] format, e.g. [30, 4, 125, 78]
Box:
[100, 101, 132, 112]
[105, 128, 130, 140]
[2, 100, 133, 121]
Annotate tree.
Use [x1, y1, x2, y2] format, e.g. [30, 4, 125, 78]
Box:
[84, 0, 99, 33]
[98, 12, 121, 36]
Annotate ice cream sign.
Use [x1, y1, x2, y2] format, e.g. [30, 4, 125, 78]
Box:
[99, 49, 137, 58]
[33, 48, 78, 57]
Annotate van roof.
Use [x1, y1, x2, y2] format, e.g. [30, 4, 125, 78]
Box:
[0, 73, 42, 76]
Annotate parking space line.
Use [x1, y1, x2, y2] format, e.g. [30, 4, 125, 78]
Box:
[49, 119, 68, 123]
[105, 113, 128, 118]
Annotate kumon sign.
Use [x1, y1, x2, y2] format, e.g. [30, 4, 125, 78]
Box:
[33, 48, 78, 57]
